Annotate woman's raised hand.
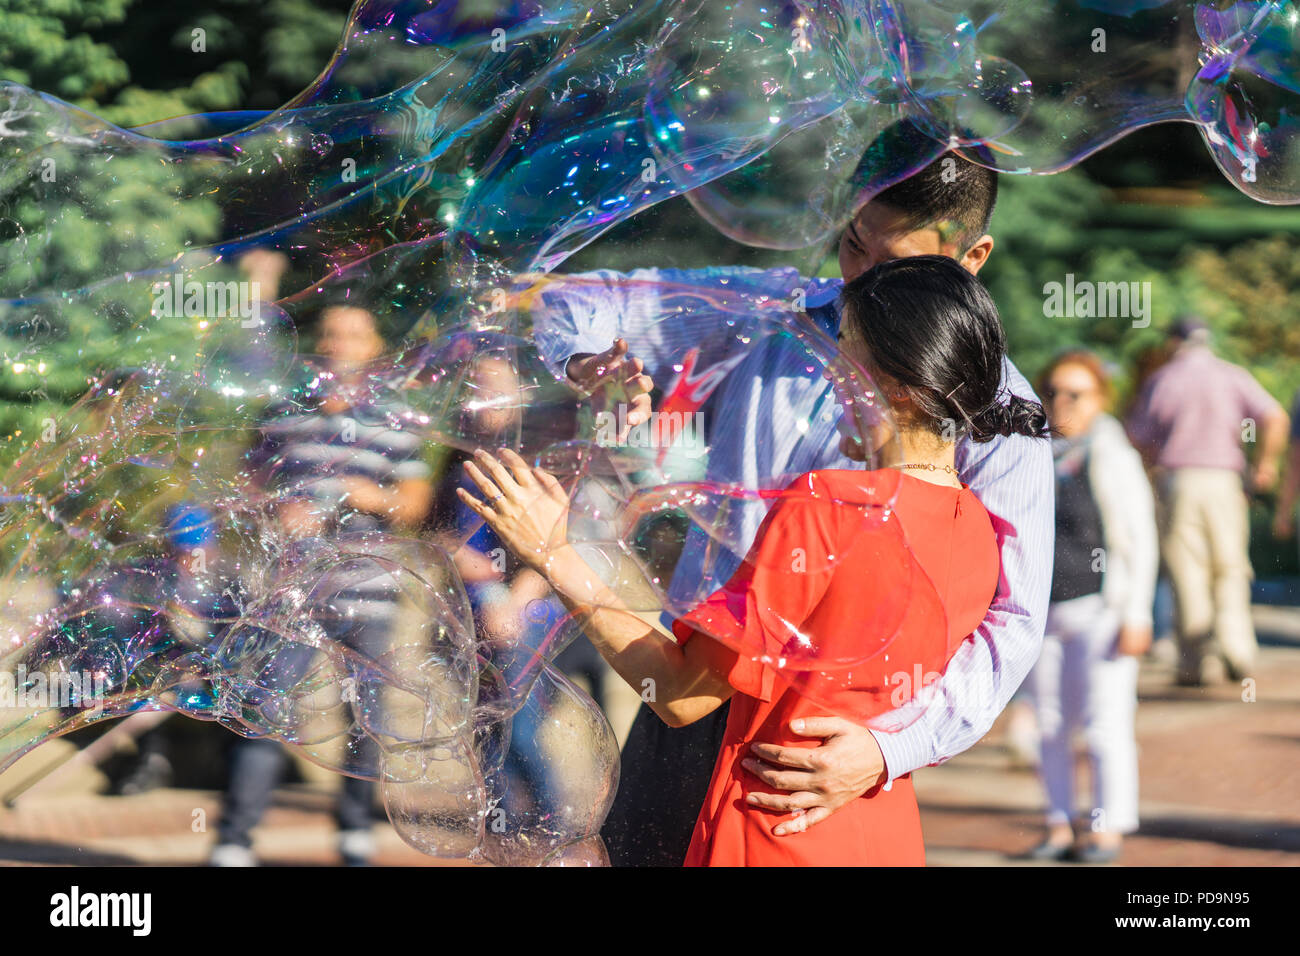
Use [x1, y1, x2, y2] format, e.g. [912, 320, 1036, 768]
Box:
[456, 448, 572, 574]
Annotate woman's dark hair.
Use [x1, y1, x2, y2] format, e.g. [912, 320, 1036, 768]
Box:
[839, 255, 1048, 443]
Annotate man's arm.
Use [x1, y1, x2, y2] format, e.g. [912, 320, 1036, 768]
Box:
[1272, 394, 1300, 539]
[528, 265, 814, 383]
[531, 265, 825, 448]
[1124, 382, 1161, 469]
[873, 421, 1054, 771]
[530, 267, 702, 380]
[342, 476, 434, 530]
[1249, 407, 1290, 494]
[340, 413, 436, 529]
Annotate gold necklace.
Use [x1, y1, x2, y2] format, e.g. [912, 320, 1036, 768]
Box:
[889, 462, 959, 477]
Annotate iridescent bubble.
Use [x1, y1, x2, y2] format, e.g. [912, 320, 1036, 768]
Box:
[3, 0, 1300, 865]
[475, 663, 619, 867]
[381, 736, 486, 860]
[310, 133, 334, 157]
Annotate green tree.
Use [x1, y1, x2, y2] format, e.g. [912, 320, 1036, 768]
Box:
[0, 0, 354, 126]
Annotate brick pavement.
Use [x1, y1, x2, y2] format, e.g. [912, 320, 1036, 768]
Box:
[2, 604, 1297, 867]
[917, 604, 1300, 866]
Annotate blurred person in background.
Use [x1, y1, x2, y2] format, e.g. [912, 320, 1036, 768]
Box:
[1026, 351, 1158, 863]
[1272, 388, 1300, 565]
[429, 353, 606, 820]
[1127, 317, 1290, 686]
[117, 503, 243, 794]
[209, 303, 433, 867]
[1125, 343, 1180, 657]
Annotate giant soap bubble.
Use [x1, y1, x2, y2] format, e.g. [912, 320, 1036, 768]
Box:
[2, 0, 1298, 864]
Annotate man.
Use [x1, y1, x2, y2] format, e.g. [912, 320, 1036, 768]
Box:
[210, 304, 434, 866]
[531, 128, 1054, 865]
[1128, 317, 1289, 686]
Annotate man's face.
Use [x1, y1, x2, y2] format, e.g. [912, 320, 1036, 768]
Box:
[838, 202, 949, 282]
[316, 307, 384, 371]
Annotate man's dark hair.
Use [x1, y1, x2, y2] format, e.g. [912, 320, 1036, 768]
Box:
[851, 120, 999, 251]
[1170, 314, 1210, 344]
[311, 299, 389, 342]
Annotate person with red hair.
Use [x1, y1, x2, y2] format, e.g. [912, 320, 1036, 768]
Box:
[1026, 350, 1158, 863]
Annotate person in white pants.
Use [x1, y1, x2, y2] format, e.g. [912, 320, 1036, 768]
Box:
[1027, 351, 1158, 863]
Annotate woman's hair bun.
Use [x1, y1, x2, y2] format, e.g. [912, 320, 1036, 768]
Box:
[968, 394, 1050, 442]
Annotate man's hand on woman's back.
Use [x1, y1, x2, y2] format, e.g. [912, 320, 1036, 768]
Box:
[740, 716, 888, 835]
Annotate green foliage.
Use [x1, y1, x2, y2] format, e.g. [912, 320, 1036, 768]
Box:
[2, 4, 1299, 554]
[263, 0, 352, 94]
[983, 169, 1300, 412]
[1182, 237, 1300, 403]
[0, 0, 355, 126]
[0, 0, 352, 465]
[0, 0, 134, 100]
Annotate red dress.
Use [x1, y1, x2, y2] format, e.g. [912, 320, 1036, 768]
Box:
[671, 469, 999, 866]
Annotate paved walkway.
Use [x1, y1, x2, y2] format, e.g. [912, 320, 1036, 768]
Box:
[918, 603, 1300, 866]
[2, 605, 1297, 866]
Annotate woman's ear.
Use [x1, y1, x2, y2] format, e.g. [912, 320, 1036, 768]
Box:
[873, 370, 910, 405]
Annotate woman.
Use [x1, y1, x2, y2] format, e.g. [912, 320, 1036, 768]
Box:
[1026, 350, 1158, 863]
[460, 256, 1048, 865]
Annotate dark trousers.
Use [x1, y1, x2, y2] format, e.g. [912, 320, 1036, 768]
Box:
[600, 699, 730, 867]
[216, 615, 390, 847]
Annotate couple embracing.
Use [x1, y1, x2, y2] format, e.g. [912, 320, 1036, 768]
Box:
[459, 138, 1054, 866]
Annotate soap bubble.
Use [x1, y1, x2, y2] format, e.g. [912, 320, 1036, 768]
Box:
[3, 0, 1299, 863]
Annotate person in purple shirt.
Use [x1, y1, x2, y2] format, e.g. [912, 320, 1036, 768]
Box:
[1128, 317, 1290, 686]
[531, 124, 1055, 865]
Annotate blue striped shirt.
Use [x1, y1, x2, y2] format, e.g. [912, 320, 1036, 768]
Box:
[532, 266, 1054, 782]
[256, 389, 433, 620]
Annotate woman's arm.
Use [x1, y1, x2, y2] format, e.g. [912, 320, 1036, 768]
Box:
[457, 448, 735, 727]
[1113, 439, 1159, 627]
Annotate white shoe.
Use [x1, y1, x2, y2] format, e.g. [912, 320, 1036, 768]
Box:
[339, 829, 376, 866]
[209, 844, 257, 867]
[1150, 636, 1177, 666]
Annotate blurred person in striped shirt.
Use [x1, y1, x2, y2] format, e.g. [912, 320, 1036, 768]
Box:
[210, 303, 433, 867]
